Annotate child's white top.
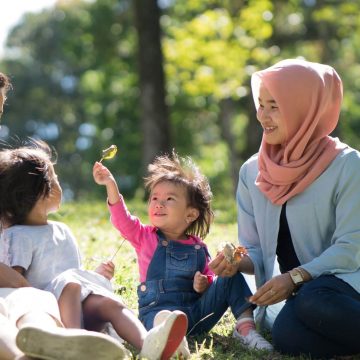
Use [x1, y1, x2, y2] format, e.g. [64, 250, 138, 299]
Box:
[1, 221, 81, 290]
[1, 220, 118, 307]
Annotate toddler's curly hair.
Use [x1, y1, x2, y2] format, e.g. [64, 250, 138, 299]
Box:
[144, 151, 214, 239]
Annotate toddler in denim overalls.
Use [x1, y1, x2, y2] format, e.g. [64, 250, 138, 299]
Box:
[94, 151, 273, 357]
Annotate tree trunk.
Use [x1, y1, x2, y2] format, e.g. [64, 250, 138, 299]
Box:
[218, 98, 241, 195]
[134, 0, 171, 174]
[242, 98, 262, 161]
[219, 97, 262, 194]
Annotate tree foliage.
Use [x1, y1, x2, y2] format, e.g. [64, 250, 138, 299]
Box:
[1, 0, 360, 200]
[2, 0, 140, 198]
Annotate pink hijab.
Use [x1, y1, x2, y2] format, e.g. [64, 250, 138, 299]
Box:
[251, 59, 347, 205]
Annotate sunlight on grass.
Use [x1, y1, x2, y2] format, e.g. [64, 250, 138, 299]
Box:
[50, 200, 358, 360]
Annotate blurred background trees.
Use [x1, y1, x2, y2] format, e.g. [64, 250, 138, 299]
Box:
[1, 0, 360, 202]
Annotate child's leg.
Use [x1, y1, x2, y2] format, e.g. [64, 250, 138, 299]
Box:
[233, 316, 273, 350]
[58, 282, 82, 328]
[82, 294, 146, 350]
[233, 307, 273, 351]
[189, 273, 273, 350]
[188, 272, 252, 334]
[235, 307, 256, 334]
[83, 295, 188, 359]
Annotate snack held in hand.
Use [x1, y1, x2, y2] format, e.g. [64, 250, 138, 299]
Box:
[218, 242, 248, 264]
[100, 145, 118, 162]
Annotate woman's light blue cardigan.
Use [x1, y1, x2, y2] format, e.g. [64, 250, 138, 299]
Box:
[237, 146, 360, 328]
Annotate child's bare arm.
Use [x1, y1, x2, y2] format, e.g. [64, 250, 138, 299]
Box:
[93, 162, 121, 205]
[0, 263, 30, 287]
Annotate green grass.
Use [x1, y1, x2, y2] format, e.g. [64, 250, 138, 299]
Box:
[51, 200, 358, 360]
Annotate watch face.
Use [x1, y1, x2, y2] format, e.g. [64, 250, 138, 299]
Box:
[290, 270, 303, 284]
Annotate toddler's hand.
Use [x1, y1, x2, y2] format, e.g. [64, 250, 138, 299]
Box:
[193, 271, 209, 293]
[93, 162, 115, 186]
[95, 260, 115, 280]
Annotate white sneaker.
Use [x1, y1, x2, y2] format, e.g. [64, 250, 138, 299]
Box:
[141, 310, 188, 360]
[233, 328, 273, 351]
[16, 325, 131, 360]
[154, 310, 191, 359]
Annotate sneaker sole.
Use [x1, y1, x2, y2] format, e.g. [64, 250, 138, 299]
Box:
[160, 311, 188, 360]
[16, 326, 127, 360]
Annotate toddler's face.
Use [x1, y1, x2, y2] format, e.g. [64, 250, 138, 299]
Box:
[148, 180, 194, 238]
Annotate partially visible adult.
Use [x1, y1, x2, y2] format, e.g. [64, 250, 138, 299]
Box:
[0, 72, 9, 120]
[0, 71, 130, 360]
[210, 59, 360, 358]
[0, 264, 130, 360]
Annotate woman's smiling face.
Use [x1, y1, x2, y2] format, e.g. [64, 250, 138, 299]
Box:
[257, 83, 287, 146]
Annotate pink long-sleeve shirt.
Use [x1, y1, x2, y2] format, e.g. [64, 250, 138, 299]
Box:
[109, 196, 215, 283]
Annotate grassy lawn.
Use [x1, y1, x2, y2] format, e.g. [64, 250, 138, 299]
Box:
[51, 200, 358, 360]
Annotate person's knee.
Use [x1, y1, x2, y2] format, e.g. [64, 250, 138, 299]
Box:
[294, 280, 337, 321]
[63, 282, 82, 294]
[220, 272, 247, 291]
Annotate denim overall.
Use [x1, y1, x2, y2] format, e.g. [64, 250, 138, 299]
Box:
[137, 231, 254, 335]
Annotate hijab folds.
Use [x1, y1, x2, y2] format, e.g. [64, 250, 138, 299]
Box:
[251, 59, 347, 205]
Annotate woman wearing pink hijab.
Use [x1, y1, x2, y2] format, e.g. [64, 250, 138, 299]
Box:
[210, 59, 360, 358]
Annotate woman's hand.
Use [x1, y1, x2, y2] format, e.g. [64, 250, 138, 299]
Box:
[249, 273, 296, 305]
[95, 260, 115, 280]
[193, 271, 209, 293]
[209, 252, 240, 277]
